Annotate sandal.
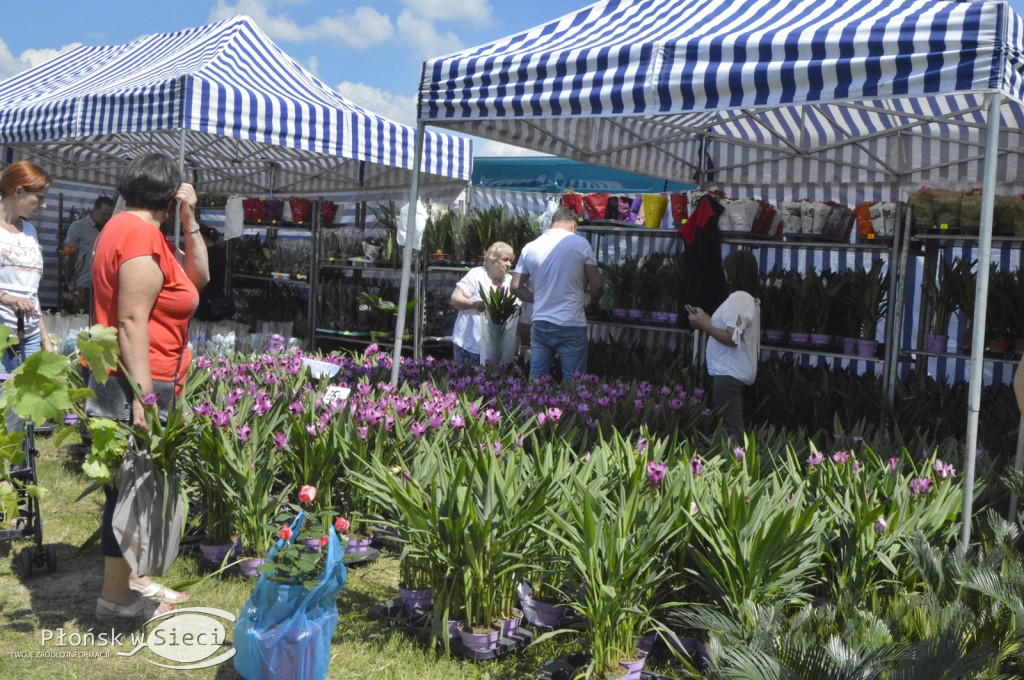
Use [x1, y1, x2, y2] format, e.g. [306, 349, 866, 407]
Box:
[95, 593, 171, 623]
[129, 581, 190, 604]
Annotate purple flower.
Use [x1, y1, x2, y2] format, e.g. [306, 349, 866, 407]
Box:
[667, 398, 684, 411]
[934, 459, 957, 480]
[547, 407, 562, 423]
[140, 392, 159, 407]
[274, 432, 287, 451]
[832, 450, 851, 465]
[734, 446, 745, 462]
[537, 412, 548, 427]
[807, 451, 824, 467]
[196, 356, 212, 370]
[874, 516, 889, 534]
[493, 441, 504, 457]
[211, 410, 231, 428]
[429, 413, 444, 430]
[410, 420, 427, 439]
[634, 399, 644, 413]
[852, 436, 865, 448]
[597, 397, 611, 409]
[452, 414, 466, 431]
[468, 402, 481, 418]
[305, 423, 318, 438]
[357, 426, 368, 440]
[690, 501, 699, 516]
[236, 424, 251, 443]
[289, 400, 303, 417]
[910, 477, 934, 496]
[888, 457, 899, 472]
[636, 437, 648, 453]
[194, 402, 214, 418]
[693, 388, 705, 399]
[690, 457, 704, 475]
[647, 461, 667, 486]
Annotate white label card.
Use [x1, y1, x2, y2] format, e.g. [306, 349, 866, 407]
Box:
[323, 385, 351, 406]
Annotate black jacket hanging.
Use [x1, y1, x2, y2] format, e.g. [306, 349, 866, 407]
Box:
[677, 194, 728, 329]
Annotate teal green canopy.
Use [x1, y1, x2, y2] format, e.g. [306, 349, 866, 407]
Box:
[472, 157, 694, 194]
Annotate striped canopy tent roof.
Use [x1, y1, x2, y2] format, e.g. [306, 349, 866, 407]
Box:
[0, 15, 471, 195]
[418, 0, 1024, 201]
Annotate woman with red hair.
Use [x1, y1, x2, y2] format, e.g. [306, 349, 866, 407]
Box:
[0, 161, 54, 375]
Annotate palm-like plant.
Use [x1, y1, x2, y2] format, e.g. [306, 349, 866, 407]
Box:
[923, 257, 960, 337]
[853, 260, 889, 340]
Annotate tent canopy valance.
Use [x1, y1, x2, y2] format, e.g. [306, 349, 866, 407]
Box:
[417, 0, 1024, 196]
[0, 14, 471, 194]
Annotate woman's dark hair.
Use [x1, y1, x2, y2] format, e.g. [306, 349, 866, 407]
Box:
[723, 249, 760, 297]
[118, 153, 180, 211]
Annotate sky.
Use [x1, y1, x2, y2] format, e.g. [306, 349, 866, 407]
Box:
[3, 0, 1024, 160]
[0, 0, 589, 158]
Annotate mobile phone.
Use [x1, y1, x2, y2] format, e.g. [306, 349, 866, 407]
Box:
[685, 305, 696, 314]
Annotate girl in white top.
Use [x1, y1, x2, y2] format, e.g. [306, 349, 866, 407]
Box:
[0, 161, 54, 373]
[687, 250, 761, 439]
[450, 241, 518, 365]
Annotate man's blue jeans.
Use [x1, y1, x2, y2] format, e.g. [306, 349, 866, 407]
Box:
[529, 320, 588, 381]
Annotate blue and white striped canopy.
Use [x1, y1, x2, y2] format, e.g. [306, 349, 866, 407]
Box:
[0, 15, 470, 195]
[419, 0, 1024, 201]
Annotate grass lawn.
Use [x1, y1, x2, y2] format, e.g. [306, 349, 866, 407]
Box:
[0, 433, 606, 680]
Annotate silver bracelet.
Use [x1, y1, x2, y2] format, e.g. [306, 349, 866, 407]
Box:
[187, 225, 201, 234]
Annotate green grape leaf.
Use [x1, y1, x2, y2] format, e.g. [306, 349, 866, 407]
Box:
[0, 430, 25, 466]
[76, 325, 121, 379]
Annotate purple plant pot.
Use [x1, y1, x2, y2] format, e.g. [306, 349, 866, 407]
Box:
[438, 618, 463, 640]
[764, 329, 786, 343]
[618, 651, 647, 680]
[458, 623, 501, 652]
[611, 308, 628, 320]
[346, 537, 372, 553]
[627, 309, 644, 320]
[926, 333, 948, 354]
[238, 557, 264, 578]
[397, 587, 432, 615]
[500, 608, 523, 637]
[199, 540, 240, 565]
[842, 337, 858, 354]
[525, 595, 566, 627]
[856, 339, 878, 358]
[300, 537, 323, 553]
[789, 331, 811, 344]
[810, 333, 831, 345]
[667, 313, 678, 324]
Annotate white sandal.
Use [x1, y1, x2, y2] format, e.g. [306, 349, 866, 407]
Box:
[129, 581, 190, 603]
[95, 593, 169, 623]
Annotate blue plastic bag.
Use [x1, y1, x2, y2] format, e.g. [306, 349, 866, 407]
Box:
[234, 513, 347, 680]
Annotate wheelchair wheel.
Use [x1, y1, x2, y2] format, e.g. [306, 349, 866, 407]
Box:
[20, 546, 33, 577]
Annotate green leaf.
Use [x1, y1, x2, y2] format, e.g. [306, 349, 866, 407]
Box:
[76, 325, 121, 377]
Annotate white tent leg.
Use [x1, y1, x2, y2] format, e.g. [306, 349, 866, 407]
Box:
[174, 127, 186, 244]
[961, 92, 1001, 546]
[390, 122, 426, 385]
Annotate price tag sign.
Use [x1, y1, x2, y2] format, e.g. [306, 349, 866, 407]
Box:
[323, 385, 351, 406]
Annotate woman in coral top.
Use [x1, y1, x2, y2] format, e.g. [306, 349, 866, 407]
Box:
[91, 152, 209, 622]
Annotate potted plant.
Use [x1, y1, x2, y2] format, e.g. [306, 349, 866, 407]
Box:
[949, 257, 978, 352]
[922, 257, 959, 354]
[787, 271, 817, 342]
[538, 443, 684, 680]
[854, 260, 889, 357]
[985, 265, 1015, 353]
[477, 282, 521, 365]
[425, 209, 457, 261]
[357, 291, 416, 340]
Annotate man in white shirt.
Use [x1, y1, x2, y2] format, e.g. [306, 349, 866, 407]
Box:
[63, 195, 114, 295]
[511, 208, 603, 381]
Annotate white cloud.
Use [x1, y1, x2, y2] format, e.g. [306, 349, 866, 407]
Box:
[400, 0, 494, 28]
[211, 1, 393, 50]
[396, 10, 463, 59]
[315, 7, 394, 49]
[475, 138, 550, 158]
[0, 37, 81, 80]
[335, 81, 418, 127]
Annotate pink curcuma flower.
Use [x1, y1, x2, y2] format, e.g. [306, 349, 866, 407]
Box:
[211, 410, 231, 428]
[910, 477, 934, 495]
[807, 451, 824, 467]
[933, 459, 957, 480]
[140, 392, 159, 407]
[888, 457, 899, 472]
[451, 414, 466, 431]
[334, 516, 350, 533]
[734, 446, 745, 462]
[690, 456, 704, 475]
[298, 485, 317, 504]
[483, 408, 502, 425]
[547, 407, 562, 423]
[647, 461, 667, 485]
[690, 501, 699, 516]
[636, 437, 648, 452]
[832, 450, 851, 464]
[410, 420, 427, 440]
[236, 424, 251, 443]
[357, 426, 368, 440]
[278, 525, 293, 541]
[874, 516, 890, 534]
[274, 432, 287, 451]
[537, 412, 548, 427]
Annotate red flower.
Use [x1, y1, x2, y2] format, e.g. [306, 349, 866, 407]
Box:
[334, 516, 350, 533]
[318, 535, 329, 548]
[278, 525, 293, 541]
[298, 485, 317, 504]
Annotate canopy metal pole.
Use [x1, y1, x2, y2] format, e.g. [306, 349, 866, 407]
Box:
[961, 92, 1001, 546]
[390, 122, 426, 385]
[174, 128, 186, 245]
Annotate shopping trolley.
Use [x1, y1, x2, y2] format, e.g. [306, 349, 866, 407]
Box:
[0, 310, 56, 576]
